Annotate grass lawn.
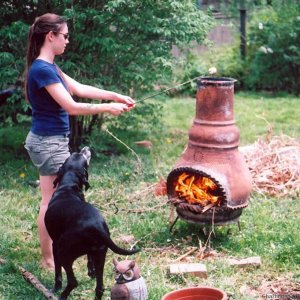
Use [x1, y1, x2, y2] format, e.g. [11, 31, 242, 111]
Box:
[0, 91, 299, 299]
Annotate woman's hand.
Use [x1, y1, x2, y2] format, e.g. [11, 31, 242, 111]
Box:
[107, 103, 133, 116]
[116, 94, 136, 109]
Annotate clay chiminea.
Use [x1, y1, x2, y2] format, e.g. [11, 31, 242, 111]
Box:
[167, 77, 252, 225]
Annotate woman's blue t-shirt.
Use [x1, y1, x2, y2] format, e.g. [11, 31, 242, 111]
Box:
[28, 59, 70, 136]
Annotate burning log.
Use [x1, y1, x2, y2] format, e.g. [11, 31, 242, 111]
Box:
[174, 172, 221, 206]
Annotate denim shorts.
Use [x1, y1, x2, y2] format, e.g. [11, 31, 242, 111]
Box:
[24, 131, 70, 176]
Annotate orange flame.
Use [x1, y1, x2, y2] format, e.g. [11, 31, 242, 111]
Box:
[174, 172, 221, 206]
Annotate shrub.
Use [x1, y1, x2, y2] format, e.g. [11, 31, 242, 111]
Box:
[244, 3, 300, 95]
[0, 1, 214, 147]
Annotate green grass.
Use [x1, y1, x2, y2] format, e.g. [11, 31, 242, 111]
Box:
[235, 92, 300, 143]
[0, 91, 299, 299]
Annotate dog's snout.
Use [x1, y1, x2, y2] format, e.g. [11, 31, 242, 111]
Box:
[81, 146, 91, 164]
[81, 146, 90, 153]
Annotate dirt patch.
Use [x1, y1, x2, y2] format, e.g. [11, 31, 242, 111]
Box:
[240, 274, 300, 299]
[258, 274, 300, 299]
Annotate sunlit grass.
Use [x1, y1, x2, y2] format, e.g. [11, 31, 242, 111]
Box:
[0, 92, 299, 299]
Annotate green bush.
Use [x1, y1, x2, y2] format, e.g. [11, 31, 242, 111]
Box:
[176, 1, 300, 96]
[244, 3, 300, 95]
[0, 1, 214, 142]
[0, 20, 29, 122]
[0, 126, 28, 162]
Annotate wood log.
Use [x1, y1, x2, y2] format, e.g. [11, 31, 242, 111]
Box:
[0, 257, 57, 300]
[170, 263, 208, 278]
[174, 247, 198, 262]
[19, 266, 58, 300]
[227, 256, 261, 268]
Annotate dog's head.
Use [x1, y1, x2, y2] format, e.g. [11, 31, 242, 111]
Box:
[53, 146, 91, 191]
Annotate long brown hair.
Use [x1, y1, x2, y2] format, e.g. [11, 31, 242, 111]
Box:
[25, 13, 66, 101]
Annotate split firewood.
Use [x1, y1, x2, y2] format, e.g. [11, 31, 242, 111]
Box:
[170, 263, 208, 278]
[227, 256, 261, 268]
[174, 247, 198, 262]
[0, 258, 57, 300]
[19, 266, 58, 300]
[134, 140, 153, 148]
[202, 203, 215, 213]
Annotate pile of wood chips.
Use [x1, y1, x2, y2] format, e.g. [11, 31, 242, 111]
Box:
[240, 135, 300, 198]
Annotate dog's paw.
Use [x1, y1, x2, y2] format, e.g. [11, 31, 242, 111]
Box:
[88, 268, 96, 279]
[51, 282, 62, 293]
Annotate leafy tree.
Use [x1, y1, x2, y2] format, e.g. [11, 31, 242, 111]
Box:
[244, 1, 300, 94]
[0, 1, 213, 149]
[217, 0, 300, 95]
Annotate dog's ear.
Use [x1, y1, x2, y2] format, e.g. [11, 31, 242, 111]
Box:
[53, 167, 63, 188]
[83, 169, 90, 191]
[83, 177, 90, 191]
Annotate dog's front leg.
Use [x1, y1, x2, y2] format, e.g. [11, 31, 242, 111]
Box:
[92, 249, 107, 300]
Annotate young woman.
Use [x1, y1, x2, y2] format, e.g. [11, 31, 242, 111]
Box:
[24, 13, 135, 270]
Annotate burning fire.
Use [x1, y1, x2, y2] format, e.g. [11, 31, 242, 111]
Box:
[174, 172, 221, 207]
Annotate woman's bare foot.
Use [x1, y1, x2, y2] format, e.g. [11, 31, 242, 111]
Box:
[41, 259, 55, 270]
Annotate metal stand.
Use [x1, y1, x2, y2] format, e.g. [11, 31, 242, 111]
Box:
[169, 214, 242, 235]
[169, 215, 179, 233]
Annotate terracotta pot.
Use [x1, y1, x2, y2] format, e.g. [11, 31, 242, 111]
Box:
[162, 286, 227, 300]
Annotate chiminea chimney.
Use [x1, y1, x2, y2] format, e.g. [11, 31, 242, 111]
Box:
[167, 77, 252, 225]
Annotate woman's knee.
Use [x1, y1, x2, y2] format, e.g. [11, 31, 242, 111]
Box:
[39, 175, 57, 205]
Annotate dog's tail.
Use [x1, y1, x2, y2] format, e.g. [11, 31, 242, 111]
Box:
[105, 236, 140, 256]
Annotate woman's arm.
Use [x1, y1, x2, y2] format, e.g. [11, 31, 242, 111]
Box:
[62, 72, 135, 107]
[45, 82, 132, 116]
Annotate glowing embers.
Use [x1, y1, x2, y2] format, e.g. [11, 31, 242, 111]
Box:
[174, 172, 222, 207]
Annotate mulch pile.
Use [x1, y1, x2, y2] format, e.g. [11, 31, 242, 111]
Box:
[240, 135, 300, 198]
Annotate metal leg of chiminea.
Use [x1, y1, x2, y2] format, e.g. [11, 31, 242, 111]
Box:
[169, 216, 179, 233]
[237, 220, 241, 231]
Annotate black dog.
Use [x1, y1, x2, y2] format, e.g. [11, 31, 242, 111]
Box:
[45, 147, 139, 300]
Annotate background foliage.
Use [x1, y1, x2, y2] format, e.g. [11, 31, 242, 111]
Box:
[244, 1, 300, 94]
[0, 0, 213, 149]
[219, 0, 300, 95]
[1, 1, 299, 147]
[171, 0, 300, 96]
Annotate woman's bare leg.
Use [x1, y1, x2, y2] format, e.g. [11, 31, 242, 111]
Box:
[38, 175, 56, 269]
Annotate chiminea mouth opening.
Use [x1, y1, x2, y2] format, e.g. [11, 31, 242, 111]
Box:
[167, 167, 227, 208]
[167, 167, 244, 225]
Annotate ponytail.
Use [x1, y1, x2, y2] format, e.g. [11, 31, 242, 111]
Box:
[24, 13, 66, 101]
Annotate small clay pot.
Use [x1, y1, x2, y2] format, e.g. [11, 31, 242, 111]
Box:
[161, 286, 227, 300]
